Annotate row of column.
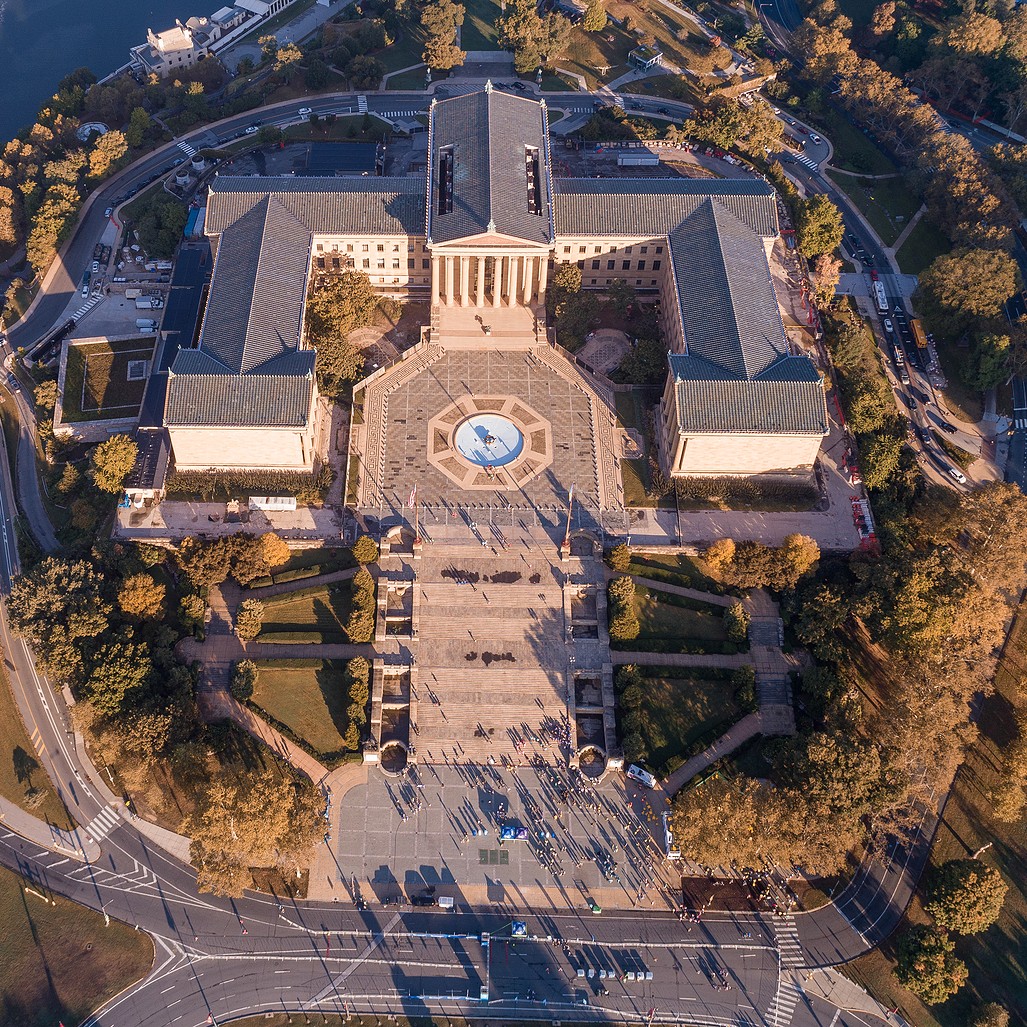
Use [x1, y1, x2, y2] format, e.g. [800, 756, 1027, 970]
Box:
[430, 253, 549, 308]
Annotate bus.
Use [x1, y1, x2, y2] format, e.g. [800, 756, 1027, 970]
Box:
[910, 317, 929, 350]
[873, 280, 889, 315]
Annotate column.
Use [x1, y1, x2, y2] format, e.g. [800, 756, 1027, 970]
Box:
[505, 255, 517, 306]
[444, 255, 454, 306]
[521, 255, 535, 305]
[460, 256, 471, 307]
[492, 256, 503, 307]
[537, 257, 549, 307]
[431, 256, 441, 306]
[475, 256, 485, 307]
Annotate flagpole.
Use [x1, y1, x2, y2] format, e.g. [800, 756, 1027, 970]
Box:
[561, 483, 575, 557]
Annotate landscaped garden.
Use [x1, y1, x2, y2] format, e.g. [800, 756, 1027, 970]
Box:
[633, 584, 731, 647]
[829, 172, 921, 247]
[615, 664, 751, 776]
[60, 337, 155, 422]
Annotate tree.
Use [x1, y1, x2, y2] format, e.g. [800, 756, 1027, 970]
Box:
[304, 270, 379, 396]
[941, 12, 1005, 55]
[421, 0, 466, 70]
[606, 542, 631, 572]
[34, 380, 59, 412]
[919, 249, 1020, 324]
[969, 1003, 1010, 1027]
[555, 291, 600, 348]
[90, 434, 138, 493]
[259, 532, 290, 570]
[235, 599, 264, 641]
[187, 768, 324, 896]
[583, 0, 606, 32]
[926, 859, 1008, 935]
[346, 567, 376, 643]
[259, 34, 279, 61]
[125, 107, 151, 148]
[796, 194, 844, 258]
[606, 279, 635, 318]
[607, 575, 640, 641]
[704, 538, 736, 573]
[132, 195, 190, 259]
[896, 927, 968, 1004]
[811, 254, 842, 306]
[230, 659, 258, 701]
[117, 573, 166, 620]
[351, 535, 380, 564]
[85, 640, 152, 715]
[346, 55, 386, 89]
[868, 2, 896, 42]
[274, 42, 304, 82]
[177, 537, 230, 591]
[88, 130, 127, 179]
[55, 462, 81, 495]
[725, 602, 750, 643]
[963, 333, 1011, 391]
[990, 778, 1025, 822]
[304, 58, 331, 90]
[498, 0, 551, 73]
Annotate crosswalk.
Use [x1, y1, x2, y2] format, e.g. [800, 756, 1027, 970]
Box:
[177, 140, 197, 158]
[83, 806, 121, 843]
[775, 915, 805, 967]
[357, 94, 368, 113]
[71, 294, 103, 321]
[1016, 417, 1027, 430]
[792, 154, 820, 173]
[379, 108, 424, 118]
[766, 972, 803, 1027]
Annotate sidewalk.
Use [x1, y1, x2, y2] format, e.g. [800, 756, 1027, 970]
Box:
[660, 712, 762, 796]
[0, 794, 98, 861]
[795, 967, 910, 1026]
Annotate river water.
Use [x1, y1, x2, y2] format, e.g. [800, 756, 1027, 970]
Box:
[0, 0, 190, 142]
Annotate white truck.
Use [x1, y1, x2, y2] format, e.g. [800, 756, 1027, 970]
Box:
[135, 296, 163, 310]
[136, 317, 158, 330]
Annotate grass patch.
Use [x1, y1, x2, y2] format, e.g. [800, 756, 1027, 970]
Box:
[558, 23, 637, 90]
[621, 74, 705, 108]
[634, 584, 727, 642]
[895, 215, 951, 276]
[387, 68, 429, 90]
[0, 664, 73, 829]
[461, 0, 502, 49]
[60, 337, 154, 422]
[251, 659, 354, 759]
[812, 109, 898, 176]
[1, 281, 36, 329]
[0, 863, 153, 1027]
[615, 389, 643, 431]
[935, 343, 983, 424]
[120, 179, 179, 224]
[933, 431, 975, 470]
[268, 547, 356, 577]
[259, 583, 355, 643]
[283, 116, 389, 143]
[627, 668, 743, 776]
[830, 173, 921, 247]
[378, 25, 429, 75]
[627, 552, 717, 592]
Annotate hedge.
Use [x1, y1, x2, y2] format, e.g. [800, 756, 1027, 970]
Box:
[609, 637, 743, 655]
[272, 566, 323, 584]
[256, 631, 327, 644]
[243, 698, 363, 768]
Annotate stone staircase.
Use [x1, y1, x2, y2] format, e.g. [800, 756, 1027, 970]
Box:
[748, 609, 796, 737]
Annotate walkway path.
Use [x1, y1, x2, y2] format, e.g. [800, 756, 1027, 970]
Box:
[244, 565, 358, 600]
[628, 574, 737, 608]
[610, 649, 750, 669]
[888, 203, 927, 255]
[660, 712, 762, 796]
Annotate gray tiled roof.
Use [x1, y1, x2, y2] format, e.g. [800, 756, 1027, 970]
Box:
[164, 366, 314, 427]
[427, 87, 553, 245]
[198, 196, 312, 374]
[668, 353, 827, 435]
[668, 198, 787, 378]
[206, 176, 426, 236]
[553, 178, 778, 239]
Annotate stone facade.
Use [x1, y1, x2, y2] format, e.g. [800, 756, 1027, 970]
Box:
[168, 423, 315, 471]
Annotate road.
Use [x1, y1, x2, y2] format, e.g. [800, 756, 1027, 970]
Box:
[0, 87, 942, 1027]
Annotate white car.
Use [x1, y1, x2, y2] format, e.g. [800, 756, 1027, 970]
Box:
[245, 125, 259, 135]
[883, 318, 894, 333]
[948, 466, 967, 485]
[810, 133, 822, 143]
[298, 107, 312, 116]
[91, 260, 99, 274]
[771, 106, 781, 114]
[103, 206, 112, 218]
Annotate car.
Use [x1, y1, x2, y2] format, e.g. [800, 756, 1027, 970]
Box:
[810, 133, 822, 143]
[6, 373, 20, 392]
[104, 206, 112, 218]
[870, 268, 879, 281]
[657, 107, 671, 115]
[861, 255, 874, 267]
[245, 125, 259, 134]
[911, 387, 928, 404]
[948, 466, 967, 484]
[939, 421, 958, 434]
[883, 318, 893, 333]
[771, 106, 781, 114]
[298, 107, 312, 116]
[511, 81, 527, 90]
[919, 426, 933, 444]
[91, 260, 99, 274]
[172, 157, 184, 166]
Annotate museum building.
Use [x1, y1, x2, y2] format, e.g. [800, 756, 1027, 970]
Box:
[161, 84, 827, 482]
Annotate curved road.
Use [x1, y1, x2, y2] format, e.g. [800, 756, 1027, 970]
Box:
[0, 87, 938, 1027]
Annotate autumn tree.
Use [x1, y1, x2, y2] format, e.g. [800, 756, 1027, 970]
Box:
[896, 927, 968, 1004]
[90, 434, 138, 492]
[304, 270, 379, 396]
[421, 0, 466, 70]
[868, 2, 896, 42]
[796, 194, 844, 258]
[607, 575, 639, 641]
[704, 537, 736, 573]
[926, 859, 1008, 935]
[88, 130, 128, 179]
[177, 537, 230, 591]
[235, 599, 264, 641]
[351, 534, 379, 564]
[118, 573, 166, 620]
[583, 0, 606, 32]
[969, 1003, 1010, 1027]
[811, 254, 842, 306]
[275, 43, 304, 82]
[499, 0, 568, 72]
[230, 659, 259, 701]
[918, 248, 1019, 326]
[606, 542, 631, 572]
[941, 12, 1005, 55]
[187, 768, 324, 896]
[260, 532, 290, 570]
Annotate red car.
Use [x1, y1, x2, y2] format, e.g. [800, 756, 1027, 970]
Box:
[870, 269, 879, 281]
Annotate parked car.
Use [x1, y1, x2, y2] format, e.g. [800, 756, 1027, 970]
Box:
[91, 260, 99, 274]
[298, 107, 312, 116]
[883, 318, 893, 333]
[810, 133, 822, 143]
[103, 206, 112, 218]
[870, 269, 879, 281]
[861, 255, 874, 266]
[948, 466, 967, 484]
[912, 387, 929, 404]
[939, 421, 958, 434]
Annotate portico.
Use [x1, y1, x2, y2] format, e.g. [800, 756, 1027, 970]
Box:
[429, 249, 550, 307]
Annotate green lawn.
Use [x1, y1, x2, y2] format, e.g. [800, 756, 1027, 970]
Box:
[634, 585, 728, 642]
[0, 864, 153, 1027]
[258, 583, 355, 642]
[283, 117, 389, 143]
[265, 547, 356, 578]
[60, 338, 154, 422]
[558, 23, 636, 90]
[895, 215, 951, 276]
[460, 0, 502, 50]
[251, 660, 354, 759]
[935, 342, 984, 424]
[814, 109, 898, 176]
[626, 553, 717, 592]
[830, 173, 921, 247]
[1, 281, 35, 329]
[0, 666, 74, 830]
[627, 669, 743, 776]
[378, 25, 429, 75]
